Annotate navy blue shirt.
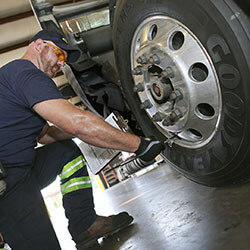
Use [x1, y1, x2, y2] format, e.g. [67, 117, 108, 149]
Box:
[0, 59, 64, 167]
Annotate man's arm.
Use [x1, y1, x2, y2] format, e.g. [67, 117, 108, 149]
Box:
[37, 123, 74, 145]
[33, 99, 140, 153]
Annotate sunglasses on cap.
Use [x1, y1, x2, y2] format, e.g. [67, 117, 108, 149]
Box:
[44, 42, 66, 64]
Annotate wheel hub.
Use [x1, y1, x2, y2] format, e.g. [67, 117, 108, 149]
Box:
[150, 78, 172, 103]
[130, 16, 222, 148]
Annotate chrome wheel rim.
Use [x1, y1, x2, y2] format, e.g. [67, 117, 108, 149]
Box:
[130, 16, 222, 149]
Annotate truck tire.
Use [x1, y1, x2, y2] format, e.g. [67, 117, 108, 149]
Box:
[113, 0, 250, 186]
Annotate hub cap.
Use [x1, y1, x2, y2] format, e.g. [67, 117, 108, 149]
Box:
[131, 16, 222, 148]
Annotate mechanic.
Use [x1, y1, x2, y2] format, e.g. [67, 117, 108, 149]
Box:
[0, 30, 164, 250]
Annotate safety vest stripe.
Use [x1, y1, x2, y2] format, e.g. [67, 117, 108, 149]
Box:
[61, 176, 91, 190]
[61, 177, 92, 196]
[60, 155, 86, 180]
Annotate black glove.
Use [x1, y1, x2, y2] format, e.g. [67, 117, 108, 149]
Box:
[135, 137, 165, 162]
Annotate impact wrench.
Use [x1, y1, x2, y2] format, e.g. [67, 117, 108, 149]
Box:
[116, 135, 179, 168]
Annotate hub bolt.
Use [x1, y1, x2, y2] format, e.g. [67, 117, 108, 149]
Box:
[149, 54, 160, 64]
[133, 83, 145, 93]
[162, 66, 175, 79]
[152, 112, 165, 122]
[164, 101, 173, 112]
[169, 108, 186, 122]
[133, 66, 143, 75]
[162, 117, 173, 127]
[140, 100, 153, 110]
[137, 54, 148, 64]
[169, 89, 183, 101]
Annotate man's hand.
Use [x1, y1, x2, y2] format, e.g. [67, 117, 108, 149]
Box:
[135, 137, 165, 162]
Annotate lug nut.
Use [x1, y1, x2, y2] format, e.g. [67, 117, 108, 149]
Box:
[152, 112, 164, 122]
[164, 101, 173, 112]
[169, 108, 185, 122]
[169, 89, 183, 101]
[162, 66, 175, 79]
[140, 100, 153, 110]
[163, 107, 186, 126]
[133, 66, 143, 75]
[137, 54, 148, 64]
[133, 83, 145, 93]
[162, 117, 173, 126]
[149, 54, 160, 64]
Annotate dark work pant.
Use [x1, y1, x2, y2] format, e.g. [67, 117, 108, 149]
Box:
[0, 140, 97, 250]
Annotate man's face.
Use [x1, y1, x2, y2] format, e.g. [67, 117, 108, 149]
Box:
[38, 41, 67, 78]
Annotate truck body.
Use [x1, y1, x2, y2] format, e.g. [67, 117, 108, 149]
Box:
[29, 0, 250, 187]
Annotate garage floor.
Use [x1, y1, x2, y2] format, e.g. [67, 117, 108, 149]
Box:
[90, 162, 250, 250]
[51, 162, 250, 250]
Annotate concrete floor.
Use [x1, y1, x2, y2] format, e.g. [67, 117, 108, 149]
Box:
[91, 162, 250, 250]
[51, 162, 250, 250]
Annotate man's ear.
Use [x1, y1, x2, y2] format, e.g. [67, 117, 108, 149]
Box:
[34, 38, 44, 52]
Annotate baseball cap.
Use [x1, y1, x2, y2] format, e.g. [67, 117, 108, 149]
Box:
[30, 30, 80, 63]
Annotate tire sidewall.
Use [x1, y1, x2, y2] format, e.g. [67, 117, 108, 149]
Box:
[113, 0, 250, 185]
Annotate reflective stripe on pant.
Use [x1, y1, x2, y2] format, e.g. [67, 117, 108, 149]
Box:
[61, 176, 92, 196]
[60, 155, 92, 196]
[58, 153, 97, 241]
